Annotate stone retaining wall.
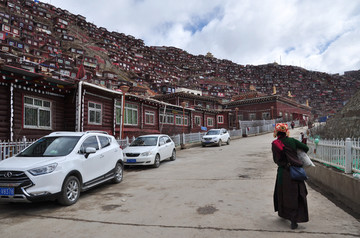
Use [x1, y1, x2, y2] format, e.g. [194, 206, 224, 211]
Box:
[306, 162, 360, 216]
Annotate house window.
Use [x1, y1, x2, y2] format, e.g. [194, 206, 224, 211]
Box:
[175, 115, 188, 126]
[166, 113, 174, 124]
[279, 112, 283, 117]
[124, 103, 138, 125]
[115, 101, 121, 124]
[249, 113, 256, 120]
[145, 111, 155, 125]
[175, 115, 182, 125]
[195, 116, 201, 126]
[217, 115, 224, 124]
[24, 96, 52, 129]
[262, 112, 270, 120]
[88, 102, 102, 125]
[207, 117, 214, 127]
[285, 113, 289, 121]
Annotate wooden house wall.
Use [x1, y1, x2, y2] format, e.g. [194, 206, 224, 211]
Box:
[63, 91, 76, 131]
[228, 101, 275, 121]
[216, 112, 228, 129]
[13, 88, 66, 140]
[191, 111, 203, 132]
[83, 92, 114, 135]
[122, 100, 140, 138]
[0, 84, 10, 139]
[158, 109, 191, 136]
[204, 113, 216, 129]
[275, 101, 310, 121]
[142, 104, 159, 131]
[122, 101, 161, 138]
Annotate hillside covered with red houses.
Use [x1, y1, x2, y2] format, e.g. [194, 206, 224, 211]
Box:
[0, 0, 359, 119]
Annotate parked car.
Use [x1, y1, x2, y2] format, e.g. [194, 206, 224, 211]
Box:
[201, 128, 231, 147]
[123, 134, 176, 168]
[0, 131, 124, 206]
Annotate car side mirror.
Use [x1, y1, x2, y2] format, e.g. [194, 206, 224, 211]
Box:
[84, 147, 96, 158]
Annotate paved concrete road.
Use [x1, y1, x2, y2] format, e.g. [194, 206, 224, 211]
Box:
[0, 128, 359, 238]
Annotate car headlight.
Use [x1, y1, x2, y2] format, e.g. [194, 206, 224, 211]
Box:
[28, 163, 58, 176]
[141, 151, 153, 156]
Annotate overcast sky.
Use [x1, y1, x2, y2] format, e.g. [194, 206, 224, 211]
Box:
[47, 0, 360, 74]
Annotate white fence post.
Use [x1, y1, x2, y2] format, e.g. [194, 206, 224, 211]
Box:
[345, 138, 352, 174]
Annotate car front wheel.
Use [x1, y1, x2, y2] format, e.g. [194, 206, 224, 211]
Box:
[112, 163, 123, 183]
[58, 176, 80, 206]
[227, 138, 230, 145]
[218, 140, 222, 147]
[153, 154, 160, 168]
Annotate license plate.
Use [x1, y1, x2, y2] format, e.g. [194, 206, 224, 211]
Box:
[0, 187, 14, 196]
[127, 159, 136, 163]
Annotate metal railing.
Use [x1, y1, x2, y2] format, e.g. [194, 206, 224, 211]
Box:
[308, 138, 360, 174]
[0, 121, 292, 160]
[0, 138, 35, 161]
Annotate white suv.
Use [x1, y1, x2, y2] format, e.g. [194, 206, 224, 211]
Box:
[201, 128, 231, 147]
[0, 131, 124, 206]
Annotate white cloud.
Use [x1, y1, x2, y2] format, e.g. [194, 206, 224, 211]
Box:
[47, 0, 360, 74]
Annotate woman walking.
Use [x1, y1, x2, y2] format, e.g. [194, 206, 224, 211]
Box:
[271, 123, 309, 229]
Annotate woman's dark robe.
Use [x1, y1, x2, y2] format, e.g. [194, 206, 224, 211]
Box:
[272, 136, 309, 223]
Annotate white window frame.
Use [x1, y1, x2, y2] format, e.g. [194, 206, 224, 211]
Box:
[175, 115, 188, 126]
[249, 113, 256, 120]
[285, 112, 289, 120]
[124, 103, 138, 125]
[115, 100, 121, 124]
[195, 116, 201, 126]
[262, 112, 270, 120]
[175, 115, 182, 125]
[160, 113, 174, 124]
[207, 117, 214, 127]
[145, 111, 155, 125]
[166, 113, 174, 124]
[23, 96, 52, 129]
[217, 115, 224, 124]
[88, 101, 102, 125]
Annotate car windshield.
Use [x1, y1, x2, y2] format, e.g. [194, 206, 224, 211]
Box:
[130, 136, 158, 146]
[206, 130, 220, 135]
[17, 136, 81, 157]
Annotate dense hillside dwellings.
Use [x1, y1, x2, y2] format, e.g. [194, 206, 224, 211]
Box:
[0, 64, 310, 141]
[0, 0, 357, 141]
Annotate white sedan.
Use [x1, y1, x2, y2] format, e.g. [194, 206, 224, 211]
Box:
[123, 134, 176, 168]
